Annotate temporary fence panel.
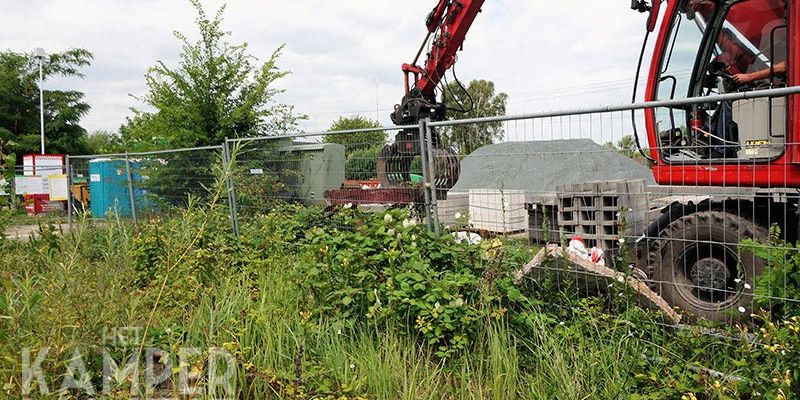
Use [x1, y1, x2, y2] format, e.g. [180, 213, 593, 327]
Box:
[3, 86, 799, 334]
[67, 146, 226, 224]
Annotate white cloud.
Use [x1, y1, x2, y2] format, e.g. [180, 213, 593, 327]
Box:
[0, 0, 655, 137]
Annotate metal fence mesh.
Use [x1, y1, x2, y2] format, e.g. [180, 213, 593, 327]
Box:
[2, 87, 799, 328]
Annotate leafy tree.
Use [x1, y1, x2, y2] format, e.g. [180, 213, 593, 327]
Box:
[121, 0, 303, 150]
[323, 115, 386, 154]
[0, 48, 93, 165]
[85, 130, 124, 154]
[441, 79, 508, 155]
[605, 135, 648, 161]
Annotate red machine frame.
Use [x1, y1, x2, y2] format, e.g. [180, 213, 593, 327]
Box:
[643, 0, 800, 187]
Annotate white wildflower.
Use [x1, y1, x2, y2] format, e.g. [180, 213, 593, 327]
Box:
[337, 329, 342, 335]
[616, 276, 625, 283]
[744, 283, 752, 290]
[559, 321, 565, 326]
[387, 229, 395, 236]
[350, 364, 355, 369]
[734, 278, 742, 283]
[454, 212, 462, 220]
[738, 306, 747, 313]
[608, 284, 614, 288]
[402, 218, 417, 228]
[384, 214, 393, 223]
[343, 203, 353, 209]
[618, 238, 626, 244]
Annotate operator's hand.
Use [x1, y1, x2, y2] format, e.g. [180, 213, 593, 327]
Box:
[732, 73, 755, 85]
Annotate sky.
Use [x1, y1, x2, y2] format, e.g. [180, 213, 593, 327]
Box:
[1, 0, 656, 136]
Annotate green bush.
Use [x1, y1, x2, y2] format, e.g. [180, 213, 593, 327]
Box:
[293, 207, 532, 357]
[344, 146, 382, 181]
[742, 226, 800, 319]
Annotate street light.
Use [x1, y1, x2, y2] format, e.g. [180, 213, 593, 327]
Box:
[33, 47, 47, 155]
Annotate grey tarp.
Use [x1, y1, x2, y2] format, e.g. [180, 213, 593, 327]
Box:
[450, 139, 656, 193]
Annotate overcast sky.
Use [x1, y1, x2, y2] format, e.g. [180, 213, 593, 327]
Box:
[1, 0, 654, 135]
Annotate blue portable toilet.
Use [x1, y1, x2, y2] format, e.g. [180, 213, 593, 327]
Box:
[89, 158, 135, 218]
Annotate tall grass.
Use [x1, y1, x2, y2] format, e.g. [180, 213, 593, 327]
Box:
[0, 210, 720, 399]
[1, 154, 795, 398]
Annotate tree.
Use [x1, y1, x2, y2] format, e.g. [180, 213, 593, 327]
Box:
[441, 79, 508, 155]
[323, 116, 386, 154]
[121, 0, 303, 150]
[605, 135, 648, 161]
[0, 48, 93, 165]
[85, 130, 124, 154]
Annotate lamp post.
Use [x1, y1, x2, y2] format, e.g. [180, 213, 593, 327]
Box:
[34, 48, 46, 155]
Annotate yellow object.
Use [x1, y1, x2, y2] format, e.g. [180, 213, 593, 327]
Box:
[70, 182, 90, 207]
[48, 174, 69, 201]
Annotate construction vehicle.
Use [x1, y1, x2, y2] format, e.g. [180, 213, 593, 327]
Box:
[341, 0, 797, 322]
[412, 0, 795, 322]
[622, 0, 798, 322]
[376, 0, 486, 192]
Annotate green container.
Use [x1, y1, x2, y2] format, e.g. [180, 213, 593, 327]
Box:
[278, 143, 345, 205]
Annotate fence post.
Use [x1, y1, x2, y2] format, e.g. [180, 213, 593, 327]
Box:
[65, 155, 73, 229]
[124, 153, 138, 226]
[222, 138, 240, 237]
[417, 120, 433, 231]
[423, 118, 441, 236]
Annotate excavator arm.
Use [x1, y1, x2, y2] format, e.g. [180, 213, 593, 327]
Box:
[380, 0, 484, 191]
[391, 0, 485, 125]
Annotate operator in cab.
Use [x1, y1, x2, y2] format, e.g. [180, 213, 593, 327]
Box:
[687, 0, 787, 158]
[689, 0, 787, 86]
[725, 0, 788, 86]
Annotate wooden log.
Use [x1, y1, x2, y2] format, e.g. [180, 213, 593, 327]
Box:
[514, 244, 681, 324]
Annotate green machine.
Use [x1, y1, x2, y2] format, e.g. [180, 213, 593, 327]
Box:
[278, 143, 345, 205]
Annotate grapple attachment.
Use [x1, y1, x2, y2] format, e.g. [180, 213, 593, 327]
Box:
[376, 129, 460, 191]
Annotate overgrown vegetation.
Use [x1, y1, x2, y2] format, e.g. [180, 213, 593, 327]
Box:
[1, 154, 799, 398]
[2, 198, 799, 398]
[744, 225, 800, 320]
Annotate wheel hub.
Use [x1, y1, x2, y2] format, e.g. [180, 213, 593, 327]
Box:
[690, 257, 729, 291]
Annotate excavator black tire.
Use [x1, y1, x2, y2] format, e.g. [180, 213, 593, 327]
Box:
[645, 211, 767, 324]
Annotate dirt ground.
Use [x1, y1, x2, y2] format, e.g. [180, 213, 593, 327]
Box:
[3, 224, 70, 241]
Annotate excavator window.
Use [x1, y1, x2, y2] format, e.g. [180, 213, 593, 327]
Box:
[654, 0, 789, 161]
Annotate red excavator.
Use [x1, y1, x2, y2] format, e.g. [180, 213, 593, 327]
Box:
[630, 0, 799, 321]
[376, 0, 485, 192]
[371, 0, 799, 322]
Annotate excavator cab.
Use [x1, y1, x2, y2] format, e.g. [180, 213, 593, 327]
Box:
[643, 0, 793, 185]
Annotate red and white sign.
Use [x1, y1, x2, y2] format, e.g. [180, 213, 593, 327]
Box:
[21, 154, 66, 214]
